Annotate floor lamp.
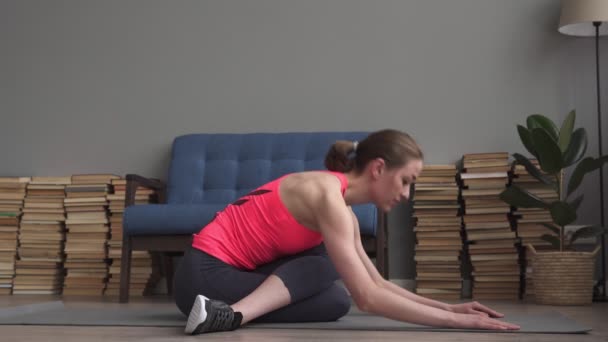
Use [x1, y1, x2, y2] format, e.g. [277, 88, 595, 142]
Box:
[558, 0, 608, 301]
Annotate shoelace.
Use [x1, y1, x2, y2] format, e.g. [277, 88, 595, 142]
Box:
[208, 305, 236, 332]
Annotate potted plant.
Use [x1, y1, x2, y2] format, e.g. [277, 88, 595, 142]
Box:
[499, 110, 608, 305]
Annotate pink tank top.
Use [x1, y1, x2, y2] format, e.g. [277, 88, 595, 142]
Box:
[192, 171, 348, 270]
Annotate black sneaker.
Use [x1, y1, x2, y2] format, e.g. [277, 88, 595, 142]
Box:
[185, 295, 243, 335]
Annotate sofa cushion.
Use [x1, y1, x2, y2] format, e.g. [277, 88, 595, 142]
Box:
[124, 203, 378, 237]
[123, 204, 225, 236]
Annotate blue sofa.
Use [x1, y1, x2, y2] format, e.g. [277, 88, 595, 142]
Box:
[119, 132, 388, 302]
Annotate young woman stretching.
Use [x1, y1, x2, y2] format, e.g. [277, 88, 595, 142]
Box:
[173, 129, 520, 334]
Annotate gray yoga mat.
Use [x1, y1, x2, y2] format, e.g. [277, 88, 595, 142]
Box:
[0, 301, 591, 334]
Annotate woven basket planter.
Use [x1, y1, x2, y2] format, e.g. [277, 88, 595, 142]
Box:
[528, 244, 600, 306]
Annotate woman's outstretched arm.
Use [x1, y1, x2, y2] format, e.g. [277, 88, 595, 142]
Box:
[316, 192, 519, 330]
[348, 209, 505, 319]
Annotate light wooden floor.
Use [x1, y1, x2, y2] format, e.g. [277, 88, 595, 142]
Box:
[1, 295, 607, 342]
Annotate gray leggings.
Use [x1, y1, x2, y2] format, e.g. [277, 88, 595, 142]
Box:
[173, 244, 351, 323]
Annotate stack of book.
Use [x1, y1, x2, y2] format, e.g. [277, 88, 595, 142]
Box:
[0, 177, 30, 295]
[510, 161, 559, 300]
[14, 177, 70, 295]
[413, 165, 462, 300]
[105, 178, 159, 296]
[63, 174, 120, 295]
[459, 152, 520, 300]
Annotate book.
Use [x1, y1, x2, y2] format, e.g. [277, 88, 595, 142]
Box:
[459, 172, 508, 180]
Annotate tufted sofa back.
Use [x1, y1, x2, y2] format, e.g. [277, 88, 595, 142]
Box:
[166, 132, 378, 235]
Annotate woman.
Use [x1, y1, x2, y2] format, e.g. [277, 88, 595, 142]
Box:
[173, 129, 520, 334]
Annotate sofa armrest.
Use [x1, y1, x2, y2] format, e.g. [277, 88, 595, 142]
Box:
[125, 174, 167, 207]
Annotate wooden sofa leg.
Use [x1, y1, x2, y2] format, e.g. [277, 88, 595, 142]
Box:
[163, 253, 174, 295]
[120, 235, 133, 303]
[377, 211, 389, 279]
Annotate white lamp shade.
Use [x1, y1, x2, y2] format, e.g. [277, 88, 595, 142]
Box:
[559, 0, 608, 36]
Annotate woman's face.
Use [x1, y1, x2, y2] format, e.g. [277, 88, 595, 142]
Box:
[371, 159, 423, 212]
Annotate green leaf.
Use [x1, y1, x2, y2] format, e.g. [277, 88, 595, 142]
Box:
[568, 157, 594, 197]
[558, 110, 576, 152]
[568, 194, 584, 211]
[531, 128, 563, 174]
[540, 234, 561, 249]
[527, 114, 559, 141]
[499, 185, 549, 209]
[549, 201, 577, 226]
[517, 125, 538, 158]
[562, 128, 588, 167]
[567, 156, 608, 197]
[512, 153, 555, 186]
[570, 225, 607, 244]
[540, 222, 560, 235]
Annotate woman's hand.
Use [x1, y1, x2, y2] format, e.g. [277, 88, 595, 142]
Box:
[446, 302, 520, 331]
[449, 312, 520, 330]
[448, 301, 504, 318]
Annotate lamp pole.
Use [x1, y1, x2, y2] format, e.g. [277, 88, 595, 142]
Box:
[593, 21, 606, 301]
[558, 0, 608, 302]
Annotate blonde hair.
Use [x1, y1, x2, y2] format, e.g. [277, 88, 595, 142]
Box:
[324, 129, 423, 173]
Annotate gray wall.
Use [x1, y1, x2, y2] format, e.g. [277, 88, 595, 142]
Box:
[1, 0, 607, 280]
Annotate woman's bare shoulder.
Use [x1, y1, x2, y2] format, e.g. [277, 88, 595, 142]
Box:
[282, 171, 342, 196]
[280, 172, 344, 213]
